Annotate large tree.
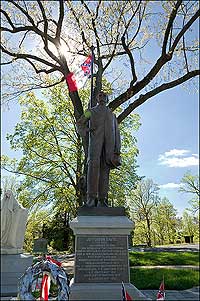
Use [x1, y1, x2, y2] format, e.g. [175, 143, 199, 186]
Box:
[179, 172, 200, 214]
[181, 210, 199, 241]
[1, 0, 199, 124]
[152, 197, 178, 245]
[129, 178, 160, 246]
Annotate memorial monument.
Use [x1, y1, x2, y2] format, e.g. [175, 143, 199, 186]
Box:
[0, 190, 33, 296]
[70, 92, 148, 300]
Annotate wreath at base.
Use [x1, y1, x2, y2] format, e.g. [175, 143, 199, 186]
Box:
[18, 257, 70, 300]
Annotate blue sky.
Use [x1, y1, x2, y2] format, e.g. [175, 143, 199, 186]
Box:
[134, 85, 199, 215]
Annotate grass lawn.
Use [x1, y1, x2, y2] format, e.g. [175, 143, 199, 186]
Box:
[129, 251, 199, 266]
[130, 268, 199, 290]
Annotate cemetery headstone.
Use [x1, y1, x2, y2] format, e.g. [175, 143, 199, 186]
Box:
[33, 238, 48, 254]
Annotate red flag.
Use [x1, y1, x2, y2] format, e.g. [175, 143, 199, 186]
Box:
[126, 291, 132, 301]
[66, 55, 92, 92]
[122, 282, 133, 301]
[156, 280, 165, 300]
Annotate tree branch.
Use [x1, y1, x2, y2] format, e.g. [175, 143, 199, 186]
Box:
[0, 44, 59, 69]
[1, 78, 65, 104]
[102, 3, 128, 72]
[50, 125, 76, 188]
[2, 166, 53, 184]
[170, 8, 200, 54]
[7, 0, 36, 26]
[1, 60, 15, 65]
[109, 55, 170, 110]
[67, 1, 90, 49]
[81, 0, 91, 14]
[0, 8, 15, 29]
[56, 0, 64, 40]
[23, 58, 60, 74]
[130, 3, 146, 44]
[121, 35, 137, 85]
[182, 17, 189, 73]
[162, 0, 182, 55]
[117, 69, 200, 123]
[37, 0, 48, 39]
[94, 0, 102, 20]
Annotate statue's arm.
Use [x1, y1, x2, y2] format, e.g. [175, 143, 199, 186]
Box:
[114, 116, 121, 154]
[76, 110, 91, 137]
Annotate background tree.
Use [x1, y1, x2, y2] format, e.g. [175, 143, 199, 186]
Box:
[129, 178, 160, 247]
[1, 175, 19, 195]
[152, 197, 178, 245]
[179, 172, 200, 214]
[1, 0, 199, 124]
[181, 210, 199, 242]
[2, 84, 85, 209]
[24, 209, 50, 253]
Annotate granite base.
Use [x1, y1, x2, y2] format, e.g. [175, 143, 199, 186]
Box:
[1, 253, 33, 297]
[70, 282, 149, 300]
[70, 211, 150, 300]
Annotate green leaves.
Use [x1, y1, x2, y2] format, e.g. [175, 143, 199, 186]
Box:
[180, 172, 199, 215]
[3, 83, 85, 210]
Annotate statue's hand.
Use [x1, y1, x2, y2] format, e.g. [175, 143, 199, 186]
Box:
[76, 111, 91, 137]
[76, 118, 88, 137]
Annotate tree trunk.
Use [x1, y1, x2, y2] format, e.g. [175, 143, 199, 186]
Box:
[146, 216, 152, 247]
[63, 211, 70, 250]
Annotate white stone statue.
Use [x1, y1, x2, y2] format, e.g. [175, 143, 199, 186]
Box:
[0, 190, 28, 254]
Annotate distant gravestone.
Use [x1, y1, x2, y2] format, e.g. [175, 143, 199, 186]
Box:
[33, 238, 48, 254]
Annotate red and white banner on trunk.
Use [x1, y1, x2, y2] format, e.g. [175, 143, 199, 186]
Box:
[66, 55, 92, 92]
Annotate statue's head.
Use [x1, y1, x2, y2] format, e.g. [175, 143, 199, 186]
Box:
[97, 91, 108, 105]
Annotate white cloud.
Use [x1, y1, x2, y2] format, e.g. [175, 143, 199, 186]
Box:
[158, 149, 199, 168]
[159, 183, 184, 189]
[164, 149, 190, 157]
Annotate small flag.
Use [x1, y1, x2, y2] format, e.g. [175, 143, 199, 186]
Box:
[122, 282, 132, 301]
[156, 280, 165, 300]
[66, 55, 92, 92]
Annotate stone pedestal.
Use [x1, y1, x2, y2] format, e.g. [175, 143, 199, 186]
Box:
[0, 253, 33, 297]
[69, 208, 149, 300]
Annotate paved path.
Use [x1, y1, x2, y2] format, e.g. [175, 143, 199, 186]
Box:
[2, 287, 200, 300]
[131, 244, 199, 253]
[131, 265, 199, 270]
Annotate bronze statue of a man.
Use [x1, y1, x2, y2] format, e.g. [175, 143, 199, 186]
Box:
[77, 91, 121, 207]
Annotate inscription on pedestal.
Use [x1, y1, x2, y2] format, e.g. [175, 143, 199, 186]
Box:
[75, 235, 129, 283]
